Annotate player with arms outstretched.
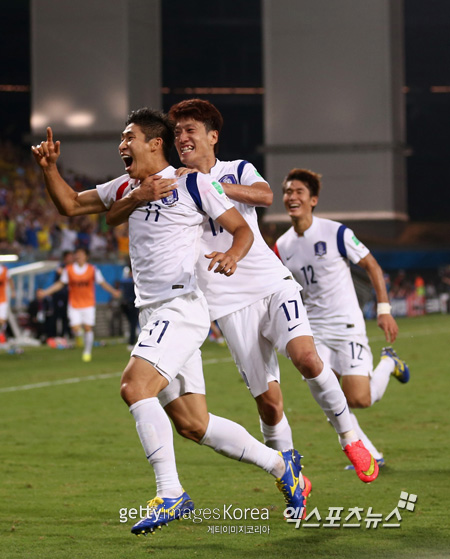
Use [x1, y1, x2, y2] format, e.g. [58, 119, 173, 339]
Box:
[32, 112, 308, 534]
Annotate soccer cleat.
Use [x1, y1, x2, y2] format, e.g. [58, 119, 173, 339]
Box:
[343, 440, 379, 483]
[300, 475, 312, 519]
[345, 457, 385, 470]
[275, 449, 308, 520]
[381, 346, 410, 383]
[82, 352, 92, 362]
[131, 491, 194, 535]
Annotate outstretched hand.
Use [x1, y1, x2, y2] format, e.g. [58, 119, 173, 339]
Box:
[31, 127, 61, 168]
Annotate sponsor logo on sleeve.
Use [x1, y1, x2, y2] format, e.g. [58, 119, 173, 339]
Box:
[212, 181, 224, 195]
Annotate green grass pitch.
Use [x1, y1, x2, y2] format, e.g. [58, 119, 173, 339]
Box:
[0, 314, 449, 559]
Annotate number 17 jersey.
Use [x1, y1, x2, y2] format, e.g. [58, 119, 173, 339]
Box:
[274, 216, 370, 330]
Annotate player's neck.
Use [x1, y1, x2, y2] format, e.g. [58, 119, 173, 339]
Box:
[189, 154, 216, 174]
[292, 214, 313, 236]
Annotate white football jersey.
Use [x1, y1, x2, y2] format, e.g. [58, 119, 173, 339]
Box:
[196, 159, 294, 321]
[97, 166, 233, 307]
[274, 216, 370, 329]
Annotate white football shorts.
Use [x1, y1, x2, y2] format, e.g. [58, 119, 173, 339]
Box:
[131, 290, 210, 385]
[0, 302, 7, 321]
[311, 322, 373, 377]
[218, 279, 312, 397]
[68, 305, 96, 327]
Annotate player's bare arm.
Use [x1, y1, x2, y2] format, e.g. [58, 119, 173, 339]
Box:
[100, 281, 121, 299]
[205, 207, 254, 276]
[31, 127, 107, 217]
[175, 167, 273, 207]
[358, 253, 398, 343]
[221, 181, 273, 208]
[106, 175, 177, 226]
[36, 280, 65, 300]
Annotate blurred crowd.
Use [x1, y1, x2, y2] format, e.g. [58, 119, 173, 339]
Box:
[0, 141, 129, 261]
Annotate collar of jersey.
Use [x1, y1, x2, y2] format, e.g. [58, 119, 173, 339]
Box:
[299, 215, 317, 238]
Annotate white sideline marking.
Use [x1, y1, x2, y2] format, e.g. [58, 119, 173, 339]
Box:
[0, 357, 234, 394]
[370, 326, 450, 343]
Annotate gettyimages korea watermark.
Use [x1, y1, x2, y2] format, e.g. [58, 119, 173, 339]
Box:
[119, 504, 272, 534]
[285, 491, 418, 529]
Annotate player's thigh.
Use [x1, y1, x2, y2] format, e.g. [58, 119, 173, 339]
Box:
[218, 301, 280, 398]
[80, 306, 95, 327]
[262, 280, 313, 358]
[158, 349, 205, 408]
[132, 292, 210, 382]
[67, 305, 82, 327]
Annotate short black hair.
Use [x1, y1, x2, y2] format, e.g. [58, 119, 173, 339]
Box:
[125, 108, 174, 160]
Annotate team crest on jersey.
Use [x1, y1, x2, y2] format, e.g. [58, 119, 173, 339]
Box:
[219, 174, 237, 184]
[314, 241, 327, 257]
[161, 189, 178, 206]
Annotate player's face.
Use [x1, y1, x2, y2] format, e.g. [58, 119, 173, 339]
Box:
[173, 118, 218, 169]
[283, 180, 318, 218]
[75, 249, 87, 266]
[119, 123, 156, 180]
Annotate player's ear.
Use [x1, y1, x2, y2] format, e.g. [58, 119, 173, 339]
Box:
[208, 129, 219, 148]
[311, 195, 318, 209]
[150, 137, 163, 151]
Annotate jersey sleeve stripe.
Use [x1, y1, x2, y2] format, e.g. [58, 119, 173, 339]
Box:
[237, 160, 249, 183]
[186, 173, 203, 212]
[272, 243, 281, 260]
[115, 180, 129, 201]
[337, 224, 348, 259]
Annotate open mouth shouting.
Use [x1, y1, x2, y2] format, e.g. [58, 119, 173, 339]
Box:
[122, 155, 133, 172]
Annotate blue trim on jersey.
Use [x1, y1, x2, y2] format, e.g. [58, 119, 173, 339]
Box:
[337, 224, 348, 259]
[237, 160, 248, 183]
[186, 173, 203, 212]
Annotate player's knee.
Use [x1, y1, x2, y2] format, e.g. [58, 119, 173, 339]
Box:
[257, 398, 284, 425]
[120, 381, 134, 405]
[175, 419, 207, 443]
[347, 393, 371, 409]
[291, 349, 322, 378]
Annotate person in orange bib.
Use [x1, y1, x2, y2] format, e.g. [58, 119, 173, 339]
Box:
[37, 247, 120, 361]
[0, 264, 16, 344]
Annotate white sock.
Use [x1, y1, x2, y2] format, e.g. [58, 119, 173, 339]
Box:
[130, 397, 183, 498]
[349, 411, 382, 459]
[305, 364, 353, 434]
[370, 357, 395, 405]
[84, 330, 94, 354]
[200, 413, 285, 477]
[260, 413, 294, 451]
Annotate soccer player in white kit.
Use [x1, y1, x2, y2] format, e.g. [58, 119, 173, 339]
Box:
[274, 168, 410, 467]
[31, 110, 308, 535]
[108, 99, 378, 484]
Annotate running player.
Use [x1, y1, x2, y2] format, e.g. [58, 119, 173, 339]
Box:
[274, 168, 410, 466]
[37, 247, 121, 361]
[0, 264, 15, 344]
[31, 110, 308, 535]
[106, 99, 378, 484]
